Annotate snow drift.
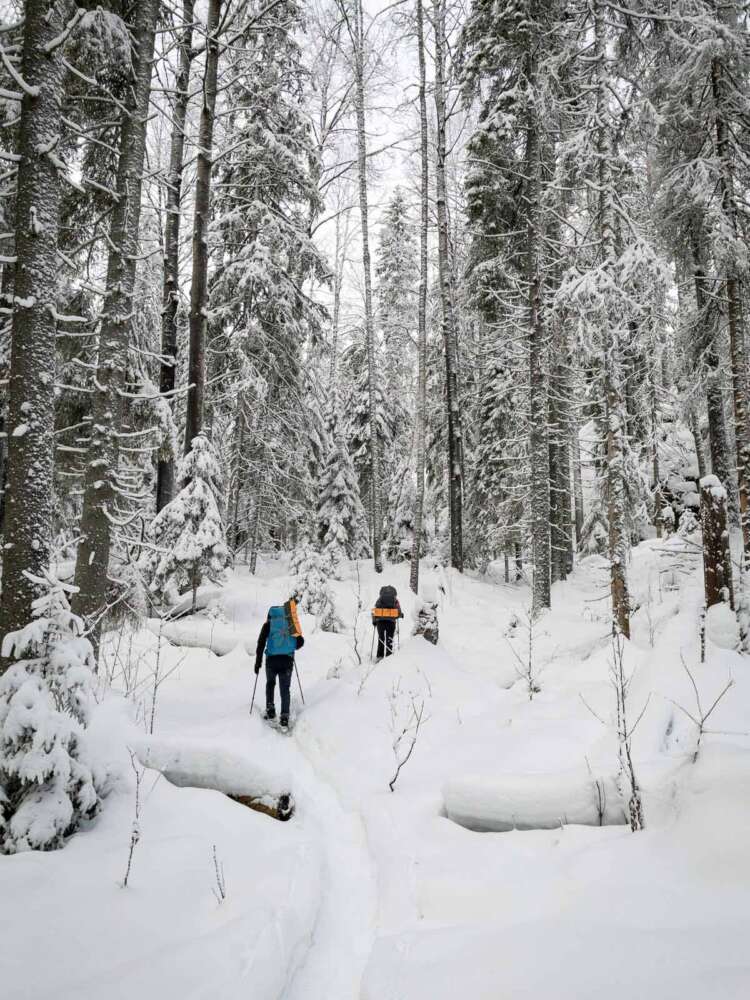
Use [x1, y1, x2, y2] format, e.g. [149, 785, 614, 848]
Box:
[443, 770, 626, 832]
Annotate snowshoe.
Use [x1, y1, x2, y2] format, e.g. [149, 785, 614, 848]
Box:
[279, 714, 289, 729]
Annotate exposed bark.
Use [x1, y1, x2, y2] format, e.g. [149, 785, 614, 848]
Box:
[0, 0, 73, 655]
[711, 51, 750, 552]
[229, 397, 246, 552]
[594, 2, 629, 637]
[0, 253, 15, 535]
[572, 419, 584, 546]
[409, 0, 428, 595]
[351, 0, 382, 572]
[700, 478, 734, 610]
[433, 0, 464, 573]
[156, 0, 195, 511]
[184, 0, 222, 453]
[72, 0, 159, 645]
[687, 228, 734, 506]
[523, 75, 550, 611]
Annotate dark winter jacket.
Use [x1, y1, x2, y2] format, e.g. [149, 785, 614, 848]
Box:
[255, 620, 304, 673]
[373, 587, 404, 626]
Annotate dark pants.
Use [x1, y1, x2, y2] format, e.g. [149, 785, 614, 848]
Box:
[266, 655, 294, 717]
[376, 620, 396, 658]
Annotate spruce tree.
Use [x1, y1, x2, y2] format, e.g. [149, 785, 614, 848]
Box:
[149, 436, 229, 611]
[0, 573, 102, 853]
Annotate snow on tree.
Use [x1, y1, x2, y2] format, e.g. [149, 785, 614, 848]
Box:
[0, 573, 103, 854]
[290, 543, 341, 633]
[149, 435, 229, 610]
[317, 425, 370, 572]
[384, 461, 420, 562]
[375, 187, 417, 425]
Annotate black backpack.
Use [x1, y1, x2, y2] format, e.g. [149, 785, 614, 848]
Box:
[379, 585, 397, 609]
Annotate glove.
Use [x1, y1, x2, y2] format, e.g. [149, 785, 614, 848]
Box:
[254, 656, 262, 675]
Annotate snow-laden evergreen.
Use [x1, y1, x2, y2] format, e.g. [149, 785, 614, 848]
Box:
[290, 543, 341, 632]
[0, 573, 103, 854]
[149, 435, 229, 609]
[317, 423, 370, 572]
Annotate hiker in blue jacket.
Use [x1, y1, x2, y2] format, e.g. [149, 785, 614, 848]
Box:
[255, 600, 304, 728]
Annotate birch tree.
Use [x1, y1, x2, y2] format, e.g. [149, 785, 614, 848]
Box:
[340, 0, 383, 573]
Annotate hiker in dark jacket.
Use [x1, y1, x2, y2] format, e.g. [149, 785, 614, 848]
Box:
[372, 585, 403, 659]
[255, 600, 304, 727]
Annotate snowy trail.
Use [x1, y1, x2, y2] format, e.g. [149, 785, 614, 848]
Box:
[281, 723, 378, 1000]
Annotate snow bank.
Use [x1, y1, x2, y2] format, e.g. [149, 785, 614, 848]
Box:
[443, 770, 626, 832]
[145, 617, 238, 655]
[164, 587, 224, 619]
[136, 736, 293, 799]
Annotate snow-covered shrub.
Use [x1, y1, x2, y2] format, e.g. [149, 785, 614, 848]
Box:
[104, 560, 151, 632]
[0, 573, 103, 854]
[413, 599, 438, 645]
[677, 509, 699, 538]
[290, 543, 341, 632]
[579, 507, 608, 555]
[149, 435, 229, 610]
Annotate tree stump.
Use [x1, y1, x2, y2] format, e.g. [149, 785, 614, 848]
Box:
[700, 476, 734, 609]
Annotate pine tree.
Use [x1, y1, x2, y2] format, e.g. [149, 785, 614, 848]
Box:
[375, 186, 417, 412]
[0, 572, 102, 853]
[149, 436, 229, 611]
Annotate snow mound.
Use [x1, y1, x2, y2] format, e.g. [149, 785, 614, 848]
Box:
[443, 769, 626, 832]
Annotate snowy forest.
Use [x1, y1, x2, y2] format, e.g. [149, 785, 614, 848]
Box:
[1, 1, 750, 998]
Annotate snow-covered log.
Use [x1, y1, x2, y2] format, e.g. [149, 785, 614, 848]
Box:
[145, 618, 238, 656]
[443, 771, 626, 832]
[136, 738, 292, 803]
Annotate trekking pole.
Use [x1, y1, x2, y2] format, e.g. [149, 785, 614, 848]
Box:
[397, 620, 400, 650]
[370, 625, 376, 661]
[294, 658, 305, 705]
[250, 670, 259, 714]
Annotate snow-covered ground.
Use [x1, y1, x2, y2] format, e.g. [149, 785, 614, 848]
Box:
[3, 538, 750, 999]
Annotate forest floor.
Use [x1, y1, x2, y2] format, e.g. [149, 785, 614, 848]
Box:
[3, 535, 750, 999]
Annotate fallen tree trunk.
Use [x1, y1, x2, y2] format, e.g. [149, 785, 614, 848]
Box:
[443, 770, 626, 832]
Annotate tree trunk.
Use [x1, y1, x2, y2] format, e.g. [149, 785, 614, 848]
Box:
[594, 2, 629, 637]
[687, 228, 734, 507]
[700, 477, 734, 609]
[352, 0, 382, 573]
[0, 249, 16, 535]
[409, 0, 428, 595]
[572, 419, 584, 546]
[711, 53, 750, 553]
[156, 0, 195, 510]
[433, 0, 464, 573]
[688, 407, 707, 482]
[230, 397, 246, 553]
[72, 0, 159, 644]
[0, 0, 73, 655]
[523, 82, 551, 611]
[184, 0, 222, 454]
